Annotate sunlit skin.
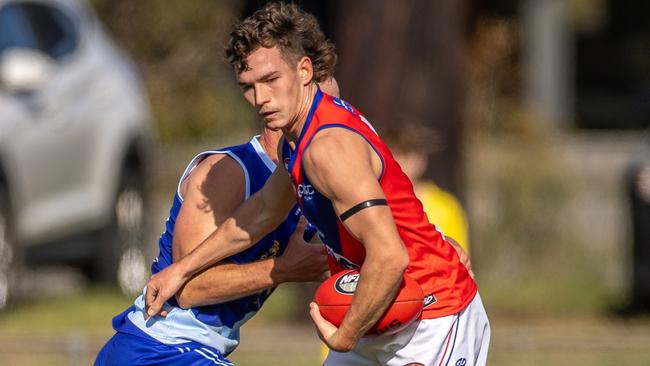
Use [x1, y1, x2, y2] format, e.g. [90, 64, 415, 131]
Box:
[237, 46, 318, 144]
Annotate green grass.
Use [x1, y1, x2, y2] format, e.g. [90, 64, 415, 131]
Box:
[1, 285, 650, 366]
[489, 351, 650, 366]
[0, 286, 132, 332]
[0, 286, 131, 366]
[479, 273, 619, 315]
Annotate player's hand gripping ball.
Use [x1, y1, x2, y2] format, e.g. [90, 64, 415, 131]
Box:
[313, 269, 424, 336]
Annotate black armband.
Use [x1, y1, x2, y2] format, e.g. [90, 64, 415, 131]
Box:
[339, 199, 388, 222]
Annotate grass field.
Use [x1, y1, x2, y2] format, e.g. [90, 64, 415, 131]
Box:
[1, 284, 650, 366]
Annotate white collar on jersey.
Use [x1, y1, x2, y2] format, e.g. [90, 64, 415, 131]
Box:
[250, 135, 277, 172]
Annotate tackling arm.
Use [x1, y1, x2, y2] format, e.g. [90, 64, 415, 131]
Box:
[175, 217, 327, 308]
[145, 153, 296, 318]
[170, 153, 251, 308]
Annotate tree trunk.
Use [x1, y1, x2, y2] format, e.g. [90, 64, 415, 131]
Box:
[334, 0, 467, 199]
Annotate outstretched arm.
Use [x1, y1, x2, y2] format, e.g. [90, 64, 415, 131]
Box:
[176, 217, 328, 308]
[145, 155, 296, 318]
[166, 154, 326, 308]
[303, 128, 410, 352]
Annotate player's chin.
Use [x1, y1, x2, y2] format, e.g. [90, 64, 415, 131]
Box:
[262, 115, 287, 129]
[266, 125, 283, 132]
[264, 120, 285, 131]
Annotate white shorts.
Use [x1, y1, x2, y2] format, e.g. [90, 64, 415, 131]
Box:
[324, 292, 490, 366]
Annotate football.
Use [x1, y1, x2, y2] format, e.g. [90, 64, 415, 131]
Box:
[313, 269, 424, 336]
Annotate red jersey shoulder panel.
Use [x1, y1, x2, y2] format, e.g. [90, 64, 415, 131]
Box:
[290, 91, 477, 318]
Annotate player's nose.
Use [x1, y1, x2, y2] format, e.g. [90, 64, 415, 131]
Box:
[254, 84, 270, 106]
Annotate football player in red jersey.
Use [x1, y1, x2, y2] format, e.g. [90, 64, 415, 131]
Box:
[145, 3, 489, 365]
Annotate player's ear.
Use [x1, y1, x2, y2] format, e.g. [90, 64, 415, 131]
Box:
[297, 56, 314, 86]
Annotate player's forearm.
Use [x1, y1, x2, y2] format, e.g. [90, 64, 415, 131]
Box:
[175, 194, 285, 279]
[335, 248, 409, 348]
[175, 259, 279, 309]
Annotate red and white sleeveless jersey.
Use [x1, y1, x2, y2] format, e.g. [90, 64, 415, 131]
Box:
[282, 89, 477, 318]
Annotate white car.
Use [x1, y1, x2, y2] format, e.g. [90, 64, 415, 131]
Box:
[0, 0, 153, 307]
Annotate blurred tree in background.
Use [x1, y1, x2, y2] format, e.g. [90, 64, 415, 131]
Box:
[334, 0, 467, 199]
[90, 0, 257, 143]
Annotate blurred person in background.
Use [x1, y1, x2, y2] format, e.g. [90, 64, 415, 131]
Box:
[383, 124, 471, 255]
[145, 3, 489, 365]
[94, 76, 339, 365]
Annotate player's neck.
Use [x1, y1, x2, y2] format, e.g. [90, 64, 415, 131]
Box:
[282, 83, 318, 144]
[258, 129, 281, 164]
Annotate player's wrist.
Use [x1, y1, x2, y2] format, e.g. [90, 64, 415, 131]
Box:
[175, 256, 197, 281]
[271, 256, 292, 283]
[329, 329, 357, 353]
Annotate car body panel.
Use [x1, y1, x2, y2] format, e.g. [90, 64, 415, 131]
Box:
[0, 0, 153, 246]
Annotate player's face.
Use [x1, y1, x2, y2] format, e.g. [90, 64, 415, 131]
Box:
[237, 46, 310, 131]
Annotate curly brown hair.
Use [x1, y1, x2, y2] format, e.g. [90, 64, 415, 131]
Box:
[224, 2, 337, 83]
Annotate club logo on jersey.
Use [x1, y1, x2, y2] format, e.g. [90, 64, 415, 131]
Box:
[259, 241, 281, 260]
[335, 272, 360, 295]
[332, 97, 356, 115]
[297, 184, 315, 200]
[423, 293, 437, 308]
[456, 358, 467, 366]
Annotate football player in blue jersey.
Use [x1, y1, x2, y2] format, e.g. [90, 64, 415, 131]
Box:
[93, 79, 340, 366]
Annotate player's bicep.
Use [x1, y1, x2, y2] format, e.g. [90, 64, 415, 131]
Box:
[173, 155, 245, 261]
[330, 183, 394, 249]
[302, 130, 395, 245]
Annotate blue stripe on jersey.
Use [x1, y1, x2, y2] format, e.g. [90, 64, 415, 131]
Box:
[287, 88, 323, 174]
[115, 136, 301, 356]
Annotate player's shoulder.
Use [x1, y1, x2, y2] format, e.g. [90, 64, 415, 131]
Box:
[319, 94, 362, 121]
[193, 153, 244, 181]
[181, 153, 245, 197]
[304, 127, 368, 170]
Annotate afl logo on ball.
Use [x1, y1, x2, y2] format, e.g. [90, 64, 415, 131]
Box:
[334, 272, 360, 295]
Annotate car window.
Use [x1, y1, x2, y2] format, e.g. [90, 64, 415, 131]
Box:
[0, 1, 79, 61]
[0, 3, 39, 52]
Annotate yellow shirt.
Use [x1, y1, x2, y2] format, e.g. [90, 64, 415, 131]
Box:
[415, 182, 470, 254]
